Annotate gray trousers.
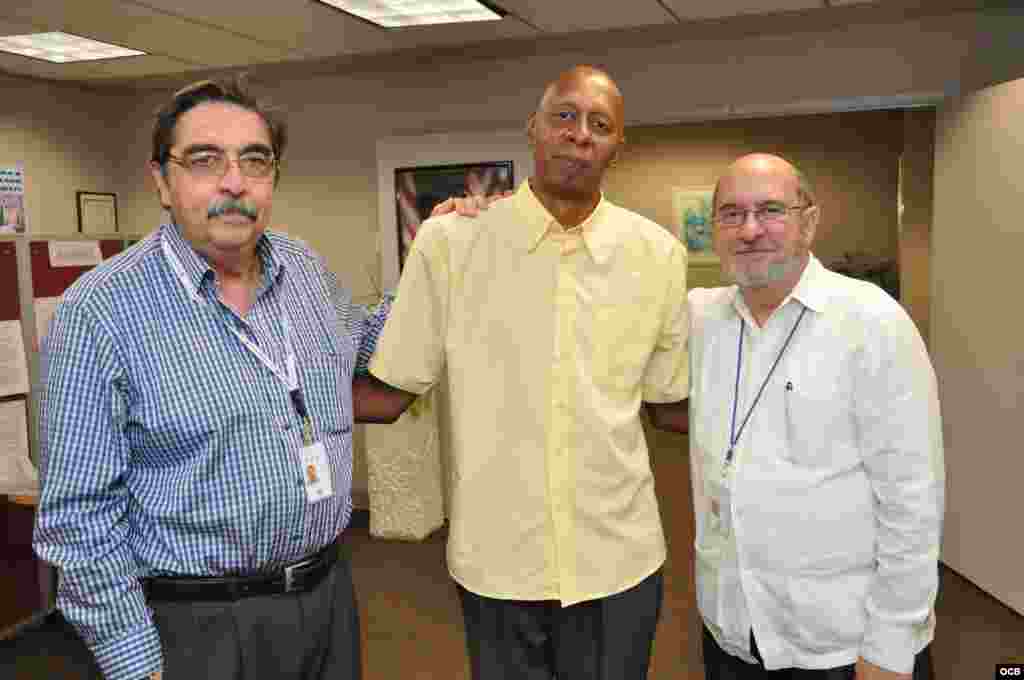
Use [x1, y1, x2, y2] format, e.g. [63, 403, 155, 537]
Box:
[457, 568, 664, 680]
[149, 556, 361, 680]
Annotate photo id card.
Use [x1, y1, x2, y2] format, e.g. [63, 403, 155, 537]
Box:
[709, 472, 734, 536]
[300, 442, 333, 503]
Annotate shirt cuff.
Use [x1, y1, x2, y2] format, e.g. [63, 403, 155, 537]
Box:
[860, 616, 932, 674]
[91, 621, 163, 680]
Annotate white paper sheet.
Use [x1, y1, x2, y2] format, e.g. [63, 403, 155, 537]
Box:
[34, 297, 61, 346]
[48, 240, 102, 268]
[0, 320, 29, 397]
[0, 399, 38, 496]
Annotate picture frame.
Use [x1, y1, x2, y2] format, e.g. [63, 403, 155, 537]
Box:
[672, 186, 715, 256]
[395, 161, 513, 271]
[76, 191, 118, 235]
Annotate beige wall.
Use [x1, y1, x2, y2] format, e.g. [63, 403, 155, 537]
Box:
[0, 75, 131, 238]
[605, 110, 903, 269]
[6, 7, 1020, 537]
[899, 109, 936, 345]
[932, 77, 1024, 616]
[106, 7, 1002, 300]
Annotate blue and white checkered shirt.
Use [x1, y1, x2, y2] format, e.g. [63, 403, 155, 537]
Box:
[34, 223, 390, 680]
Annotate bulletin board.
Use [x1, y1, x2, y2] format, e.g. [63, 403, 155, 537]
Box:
[29, 239, 123, 298]
[0, 241, 19, 322]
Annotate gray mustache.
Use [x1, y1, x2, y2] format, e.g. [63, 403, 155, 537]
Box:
[208, 199, 257, 220]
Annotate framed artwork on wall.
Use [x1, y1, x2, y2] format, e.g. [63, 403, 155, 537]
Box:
[672, 186, 715, 257]
[76, 191, 118, 235]
[394, 161, 513, 271]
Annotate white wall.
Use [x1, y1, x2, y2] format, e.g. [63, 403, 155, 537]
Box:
[932, 77, 1024, 615]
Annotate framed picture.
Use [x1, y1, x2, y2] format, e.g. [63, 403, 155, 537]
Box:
[395, 161, 513, 270]
[672, 186, 715, 256]
[76, 191, 118, 235]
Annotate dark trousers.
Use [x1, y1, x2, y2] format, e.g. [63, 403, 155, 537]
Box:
[149, 555, 361, 680]
[702, 626, 935, 680]
[457, 569, 664, 680]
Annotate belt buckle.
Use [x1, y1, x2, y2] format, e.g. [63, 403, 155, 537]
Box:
[284, 557, 314, 593]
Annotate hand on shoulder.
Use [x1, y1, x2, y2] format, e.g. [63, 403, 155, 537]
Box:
[430, 191, 513, 219]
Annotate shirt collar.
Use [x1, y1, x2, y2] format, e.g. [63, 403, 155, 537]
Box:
[161, 222, 284, 295]
[788, 253, 828, 313]
[519, 180, 616, 265]
[729, 252, 828, 319]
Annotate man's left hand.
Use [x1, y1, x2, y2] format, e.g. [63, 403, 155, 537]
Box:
[856, 657, 911, 680]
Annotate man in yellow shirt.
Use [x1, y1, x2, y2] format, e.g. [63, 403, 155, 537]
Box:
[356, 65, 689, 679]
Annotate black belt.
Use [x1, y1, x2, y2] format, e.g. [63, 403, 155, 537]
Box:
[143, 536, 341, 602]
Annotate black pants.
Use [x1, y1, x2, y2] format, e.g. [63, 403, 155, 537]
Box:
[149, 556, 361, 680]
[702, 626, 935, 680]
[457, 569, 664, 680]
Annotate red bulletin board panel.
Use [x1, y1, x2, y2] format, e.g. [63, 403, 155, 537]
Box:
[0, 241, 19, 321]
[29, 240, 123, 299]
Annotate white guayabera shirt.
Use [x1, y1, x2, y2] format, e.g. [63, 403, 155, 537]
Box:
[688, 254, 944, 674]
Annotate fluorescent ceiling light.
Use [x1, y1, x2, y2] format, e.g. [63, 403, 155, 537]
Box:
[318, 0, 504, 27]
[0, 32, 145, 63]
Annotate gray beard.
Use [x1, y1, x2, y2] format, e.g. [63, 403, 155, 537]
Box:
[728, 254, 802, 289]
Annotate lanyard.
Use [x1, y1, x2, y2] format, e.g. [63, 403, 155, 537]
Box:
[725, 305, 807, 468]
[161, 232, 315, 444]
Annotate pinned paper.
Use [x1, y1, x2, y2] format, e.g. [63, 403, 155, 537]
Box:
[0, 399, 38, 496]
[0, 320, 29, 397]
[48, 241, 102, 268]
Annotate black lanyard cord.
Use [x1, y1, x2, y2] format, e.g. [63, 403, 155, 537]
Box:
[725, 305, 807, 465]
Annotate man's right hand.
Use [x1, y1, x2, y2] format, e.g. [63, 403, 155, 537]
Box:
[430, 191, 512, 218]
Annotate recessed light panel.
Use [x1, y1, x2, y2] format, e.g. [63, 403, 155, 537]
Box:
[0, 32, 145, 63]
[318, 0, 503, 28]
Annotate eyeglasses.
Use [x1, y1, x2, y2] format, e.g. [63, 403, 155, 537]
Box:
[165, 148, 277, 180]
[714, 203, 811, 228]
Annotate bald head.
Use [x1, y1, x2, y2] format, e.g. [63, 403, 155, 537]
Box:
[714, 153, 815, 213]
[537, 65, 625, 131]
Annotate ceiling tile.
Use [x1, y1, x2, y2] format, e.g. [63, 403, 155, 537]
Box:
[658, 0, 820, 22]
[123, 0, 385, 55]
[0, 0, 295, 69]
[491, 0, 677, 33]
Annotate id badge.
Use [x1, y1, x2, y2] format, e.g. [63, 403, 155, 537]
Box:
[709, 468, 734, 536]
[300, 442, 333, 503]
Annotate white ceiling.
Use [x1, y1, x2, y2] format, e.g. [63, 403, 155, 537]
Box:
[0, 0, 993, 89]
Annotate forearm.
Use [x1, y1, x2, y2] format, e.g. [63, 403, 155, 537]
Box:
[644, 399, 689, 434]
[859, 484, 942, 673]
[353, 373, 418, 423]
[64, 584, 163, 680]
[36, 502, 162, 679]
[858, 320, 944, 673]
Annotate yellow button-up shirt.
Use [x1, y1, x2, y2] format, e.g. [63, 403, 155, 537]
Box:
[370, 181, 688, 605]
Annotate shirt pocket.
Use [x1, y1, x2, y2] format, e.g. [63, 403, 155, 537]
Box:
[294, 334, 352, 437]
[593, 300, 659, 395]
[782, 375, 851, 467]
